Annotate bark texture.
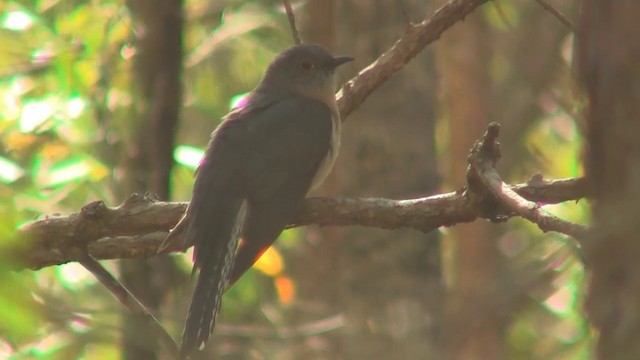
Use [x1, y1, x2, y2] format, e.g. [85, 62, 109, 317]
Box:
[578, 1, 640, 358]
[295, 1, 443, 358]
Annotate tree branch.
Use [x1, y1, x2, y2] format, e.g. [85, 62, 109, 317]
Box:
[15, 173, 587, 271]
[336, 0, 491, 119]
[283, 0, 302, 45]
[11, 0, 496, 272]
[466, 122, 589, 240]
[78, 254, 179, 356]
[11, 0, 589, 273]
[533, 0, 575, 32]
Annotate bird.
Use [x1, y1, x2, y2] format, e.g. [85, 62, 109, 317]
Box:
[159, 43, 353, 359]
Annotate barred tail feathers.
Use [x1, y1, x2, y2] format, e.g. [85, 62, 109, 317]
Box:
[179, 202, 246, 358]
[179, 263, 225, 358]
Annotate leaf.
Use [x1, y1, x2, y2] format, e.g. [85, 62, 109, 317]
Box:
[1, 10, 34, 31]
[19, 98, 56, 132]
[275, 275, 295, 306]
[36, 156, 107, 188]
[0, 272, 42, 346]
[253, 246, 284, 277]
[0, 156, 24, 183]
[174, 145, 204, 171]
[484, 0, 520, 31]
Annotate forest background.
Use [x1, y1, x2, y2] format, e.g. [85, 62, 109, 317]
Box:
[1, 0, 636, 359]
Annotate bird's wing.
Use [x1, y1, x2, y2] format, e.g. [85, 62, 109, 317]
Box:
[159, 112, 246, 265]
[165, 95, 333, 356]
[227, 95, 334, 287]
[160, 111, 250, 357]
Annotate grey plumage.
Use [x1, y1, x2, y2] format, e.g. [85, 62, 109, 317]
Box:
[160, 44, 352, 359]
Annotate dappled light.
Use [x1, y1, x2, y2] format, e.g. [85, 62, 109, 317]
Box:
[4, 0, 638, 359]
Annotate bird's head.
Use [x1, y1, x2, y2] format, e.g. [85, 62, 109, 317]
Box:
[259, 44, 353, 107]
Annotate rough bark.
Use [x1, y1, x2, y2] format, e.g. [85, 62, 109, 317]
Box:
[435, 6, 506, 359]
[577, 1, 640, 358]
[294, 1, 443, 359]
[120, 1, 183, 359]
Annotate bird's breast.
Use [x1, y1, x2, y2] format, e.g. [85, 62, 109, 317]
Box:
[310, 112, 341, 190]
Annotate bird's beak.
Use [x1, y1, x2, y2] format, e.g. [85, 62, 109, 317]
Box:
[331, 56, 354, 68]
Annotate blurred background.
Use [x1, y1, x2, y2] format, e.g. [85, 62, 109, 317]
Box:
[0, 0, 587, 359]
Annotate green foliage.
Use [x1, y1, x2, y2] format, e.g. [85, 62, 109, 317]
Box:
[484, 0, 520, 31]
[0, 0, 294, 357]
[0, 0, 591, 358]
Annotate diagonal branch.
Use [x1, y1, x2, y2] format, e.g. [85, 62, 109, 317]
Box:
[533, 0, 575, 32]
[79, 254, 179, 356]
[283, 0, 302, 45]
[336, 0, 491, 119]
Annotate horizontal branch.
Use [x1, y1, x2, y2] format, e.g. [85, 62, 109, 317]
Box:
[14, 176, 587, 271]
[8, 0, 581, 272]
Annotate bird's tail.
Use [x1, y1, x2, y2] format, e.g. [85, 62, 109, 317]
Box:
[179, 263, 226, 359]
[178, 201, 246, 359]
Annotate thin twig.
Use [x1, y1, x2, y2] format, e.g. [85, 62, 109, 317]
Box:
[283, 0, 302, 45]
[396, 0, 413, 25]
[79, 254, 180, 357]
[533, 0, 575, 32]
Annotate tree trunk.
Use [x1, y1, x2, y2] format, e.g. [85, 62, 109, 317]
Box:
[293, 1, 443, 358]
[435, 7, 506, 359]
[120, 1, 183, 359]
[577, 1, 640, 359]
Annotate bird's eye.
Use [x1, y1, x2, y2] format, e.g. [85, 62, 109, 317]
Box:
[299, 60, 315, 72]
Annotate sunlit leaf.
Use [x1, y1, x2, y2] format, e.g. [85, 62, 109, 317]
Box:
[174, 145, 204, 171]
[544, 284, 574, 316]
[274, 228, 303, 249]
[30, 46, 56, 72]
[19, 98, 55, 132]
[0, 156, 24, 183]
[0, 272, 41, 345]
[40, 142, 71, 161]
[64, 96, 85, 119]
[1, 11, 34, 31]
[26, 330, 81, 359]
[84, 342, 120, 360]
[484, 0, 520, 31]
[46, 159, 90, 186]
[275, 275, 295, 306]
[253, 246, 283, 276]
[37, 156, 107, 187]
[0, 80, 24, 121]
[57, 263, 92, 288]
